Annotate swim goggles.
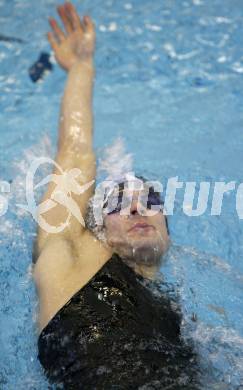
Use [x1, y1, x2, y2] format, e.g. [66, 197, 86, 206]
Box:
[103, 189, 164, 216]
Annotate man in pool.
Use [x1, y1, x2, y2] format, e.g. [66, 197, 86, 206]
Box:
[33, 3, 198, 389]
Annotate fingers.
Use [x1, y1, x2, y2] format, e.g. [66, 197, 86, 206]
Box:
[57, 2, 86, 33]
[83, 15, 95, 34]
[57, 4, 73, 34]
[47, 32, 59, 52]
[48, 2, 94, 42]
[64, 2, 84, 31]
[48, 18, 65, 43]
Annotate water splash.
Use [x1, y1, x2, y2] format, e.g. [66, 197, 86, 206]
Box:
[161, 244, 243, 389]
[97, 136, 133, 182]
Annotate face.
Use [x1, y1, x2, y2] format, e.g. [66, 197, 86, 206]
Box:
[103, 189, 170, 268]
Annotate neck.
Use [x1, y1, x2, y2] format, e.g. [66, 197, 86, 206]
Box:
[121, 256, 158, 280]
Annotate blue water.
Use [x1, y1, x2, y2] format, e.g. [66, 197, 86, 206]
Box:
[0, 0, 243, 388]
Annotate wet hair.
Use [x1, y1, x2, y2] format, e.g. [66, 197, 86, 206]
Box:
[84, 174, 169, 241]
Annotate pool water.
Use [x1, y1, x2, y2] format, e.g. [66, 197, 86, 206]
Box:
[0, 0, 243, 388]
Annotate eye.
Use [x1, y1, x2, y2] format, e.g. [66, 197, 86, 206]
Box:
[139, 193, 162, 209]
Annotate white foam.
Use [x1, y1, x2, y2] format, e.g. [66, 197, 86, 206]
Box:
[192, 0, 203, 5]
[124, 3, 132, 10]
[97, 136, 133, 182]
[99, 25, 107, 32]
[232, 62, 243, 74]
[163, 43, 199, 61]
[145, 24, 162, 32]
[108, 22, 118, 32]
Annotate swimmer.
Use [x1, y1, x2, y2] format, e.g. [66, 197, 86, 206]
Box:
[33, 3, 199, 388]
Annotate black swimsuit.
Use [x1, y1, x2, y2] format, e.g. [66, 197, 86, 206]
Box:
[38, 254, 199, 389]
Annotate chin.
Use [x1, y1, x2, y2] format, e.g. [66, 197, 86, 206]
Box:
[118, 238, 165, 268]
[133, 242, 164, 266]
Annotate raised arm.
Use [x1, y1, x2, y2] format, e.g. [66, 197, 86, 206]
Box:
[49, 4, 95, 152]
[32, 3, 110, 330]
[35, 3, 97, 255]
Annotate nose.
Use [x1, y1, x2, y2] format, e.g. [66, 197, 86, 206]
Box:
[130, 198, 139, 215]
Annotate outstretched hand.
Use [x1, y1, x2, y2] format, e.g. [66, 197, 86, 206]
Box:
[47, 2, 95, 71]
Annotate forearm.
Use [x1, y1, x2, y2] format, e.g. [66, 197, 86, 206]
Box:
[58, 58, 95, 154]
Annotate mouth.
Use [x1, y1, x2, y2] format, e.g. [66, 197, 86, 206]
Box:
[128, 223, 155, 233]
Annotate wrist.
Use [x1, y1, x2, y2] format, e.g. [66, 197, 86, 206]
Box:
[68, 57, 94, 73]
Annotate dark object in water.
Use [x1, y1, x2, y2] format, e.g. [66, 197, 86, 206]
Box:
[0, 34, 25, 43]
[29, 52, 53, 83]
